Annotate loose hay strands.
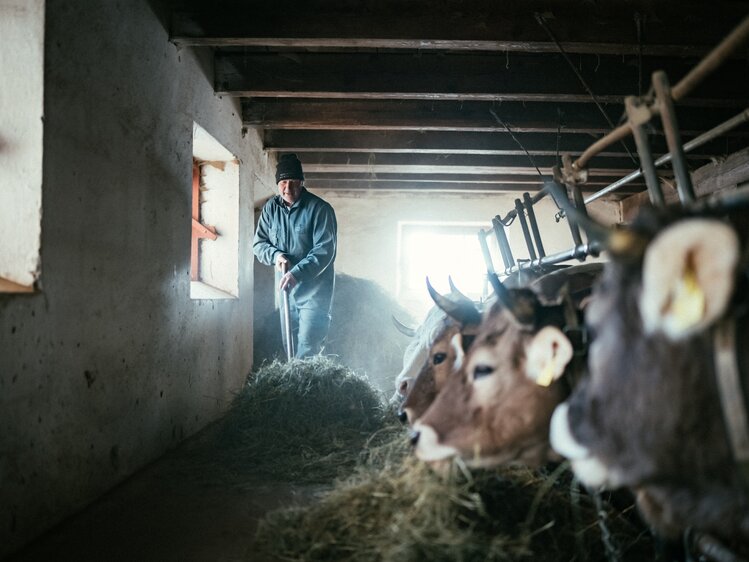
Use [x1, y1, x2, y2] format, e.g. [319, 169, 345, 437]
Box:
[254, 452, 655, 562]
[187, 357, 398, 485]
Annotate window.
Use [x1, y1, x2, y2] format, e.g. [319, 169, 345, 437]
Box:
[0, 0, 44, 293]
[190, 123, 239, 299]
[396, 221, 503, 318]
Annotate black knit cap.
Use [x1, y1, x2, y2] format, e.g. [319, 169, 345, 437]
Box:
[275, 153, 304, 184]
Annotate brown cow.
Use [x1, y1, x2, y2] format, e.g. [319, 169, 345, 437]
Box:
[549, 204, 749, 553]
[412, 280, 584, 468]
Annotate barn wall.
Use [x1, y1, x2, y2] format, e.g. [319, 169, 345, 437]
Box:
[318, 190, 619, 315]
[0, 1, 275, 556]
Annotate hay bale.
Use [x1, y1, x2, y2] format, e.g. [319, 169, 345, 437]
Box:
[253, 273, 414, 394]
[210, 357, 394, 483]
[254, 455, 655, 562]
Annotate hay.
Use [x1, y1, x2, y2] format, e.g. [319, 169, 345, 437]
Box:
[254, 453, 654, 562]
[206, 357, 395, 484]
[253, 273, 414, 394]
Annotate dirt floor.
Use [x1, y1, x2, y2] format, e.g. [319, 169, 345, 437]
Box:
[8, 422, 327, 562]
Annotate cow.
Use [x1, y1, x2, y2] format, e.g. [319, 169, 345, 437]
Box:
[411, 265, 598, 468]
[549, 202, 749, 553]
[398, 280, 482, 424]
[399, 263, 603, 427]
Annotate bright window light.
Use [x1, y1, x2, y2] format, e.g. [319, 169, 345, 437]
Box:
[397, 222, 503, 318]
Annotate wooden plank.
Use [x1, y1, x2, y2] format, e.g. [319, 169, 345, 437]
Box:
[620, 147, 749, 221]
[172, 0, 744, 57]
[0, 277, 34, 293]
[245, 99, 745, 132]
[217, 52, 748, 105]
[263, 130, 720, 159]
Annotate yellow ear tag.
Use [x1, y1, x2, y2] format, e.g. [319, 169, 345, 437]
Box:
[536, 361, 555, 387]
[670, 269, 705, 331]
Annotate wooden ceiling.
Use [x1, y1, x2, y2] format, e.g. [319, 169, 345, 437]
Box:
[170, 0, 749, 201]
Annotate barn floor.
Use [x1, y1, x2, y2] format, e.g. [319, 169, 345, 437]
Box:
[8, 421, 327, 562]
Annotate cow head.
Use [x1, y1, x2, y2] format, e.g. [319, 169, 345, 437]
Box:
[399, 280, 481, 424]
[549, 205, 749, 540]
[413, 284, 578, 468]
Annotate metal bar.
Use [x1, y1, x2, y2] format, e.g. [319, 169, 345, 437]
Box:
[653, 71, 695, 204]
[583, 108, 749, 205]
[492, 217, 515, 268]
[477, 230, 496, 274]
[497, 185, 548, 224]
[626, 95, 665, 207]
[281, 262, 295, 361]
[523, 192, 546, 258]
[672, 15, 749, 101]
[499, 243, 601, 277]
[573, 15, 749, 172]
[514, 198, 537, 261]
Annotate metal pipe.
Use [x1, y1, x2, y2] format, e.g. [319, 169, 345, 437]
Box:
[477, 230, 496, 274]
[514, 198, 537, 261]
[653, 71, 695, 204]
[499, 243, 602, 277]
[626, 96, 665, 207]
[492, 217, 515, 268]
[672, 15, 749, 101]
[572, 15, 749, 172]
[281, 262, 295, 361]
[583, 108, 749, 205]
[523, 192, 546, 258]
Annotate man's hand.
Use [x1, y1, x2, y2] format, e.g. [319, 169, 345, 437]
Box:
[279, 272, 298, 292]
[275, 253, 289, 271]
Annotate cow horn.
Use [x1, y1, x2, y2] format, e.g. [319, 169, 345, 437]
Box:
[426, 277, 481, 326]
[487, 272, 514, 311]
[392, 315, 417, 337]
[447, 276, 473, 304]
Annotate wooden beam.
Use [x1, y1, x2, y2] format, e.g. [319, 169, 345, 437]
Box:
[307, 180, 639, 197]
[218, 52, 748, 105]
[0, 277, 34, 293]
[172, 0, 745, 57]
[245, 99, 745, 133]
[620, 146, 749, 221]
[263, 130, 721, 160]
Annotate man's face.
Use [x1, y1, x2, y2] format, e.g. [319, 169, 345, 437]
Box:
[278, 179, 303, 206]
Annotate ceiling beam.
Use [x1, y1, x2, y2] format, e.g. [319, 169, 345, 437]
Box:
[172, 0, 745, 57]
[261, 128, 738, 159]
[245, 99, 746, 133]
[218, 52, 747, 105]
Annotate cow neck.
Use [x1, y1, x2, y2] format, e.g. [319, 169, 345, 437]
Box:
[713, 292, 749, 488]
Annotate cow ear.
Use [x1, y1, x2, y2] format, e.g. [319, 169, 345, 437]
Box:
[639, 219, 739, 340]
[525, 327, 573, 387]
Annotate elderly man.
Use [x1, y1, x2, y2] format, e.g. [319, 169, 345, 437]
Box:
[253, 153, 338, 358]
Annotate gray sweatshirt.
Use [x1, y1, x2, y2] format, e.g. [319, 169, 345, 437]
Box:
[253, 188, 337, 312]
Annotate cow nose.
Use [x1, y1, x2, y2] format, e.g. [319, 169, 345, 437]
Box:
[397, 409, 408, 424]
[409, 429, 420, 446]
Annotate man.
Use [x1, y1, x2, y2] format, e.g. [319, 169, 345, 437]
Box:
[253, 154, 338, 358]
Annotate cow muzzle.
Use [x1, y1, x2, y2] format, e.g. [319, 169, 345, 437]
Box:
[411, 422, 459, 462]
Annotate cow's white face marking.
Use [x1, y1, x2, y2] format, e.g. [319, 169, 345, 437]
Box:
[413, 422, 459, 462]
[550, 403, 613, 488]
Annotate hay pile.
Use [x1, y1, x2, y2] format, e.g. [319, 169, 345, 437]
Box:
[209, 357, 400, 483]
[254, 456, 653, 561]
[253, 273, 414, 394]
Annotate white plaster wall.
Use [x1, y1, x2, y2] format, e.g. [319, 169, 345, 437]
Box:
[315, 189, 619, 318]
[0, 1, 275, 556]
[0, 0, 44, 288]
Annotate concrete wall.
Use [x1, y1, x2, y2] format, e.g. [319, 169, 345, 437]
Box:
[0, 1, 275, 555]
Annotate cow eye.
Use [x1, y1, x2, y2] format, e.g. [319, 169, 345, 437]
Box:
[473, 365, 494, 380]
[432, 352, 447, 365]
